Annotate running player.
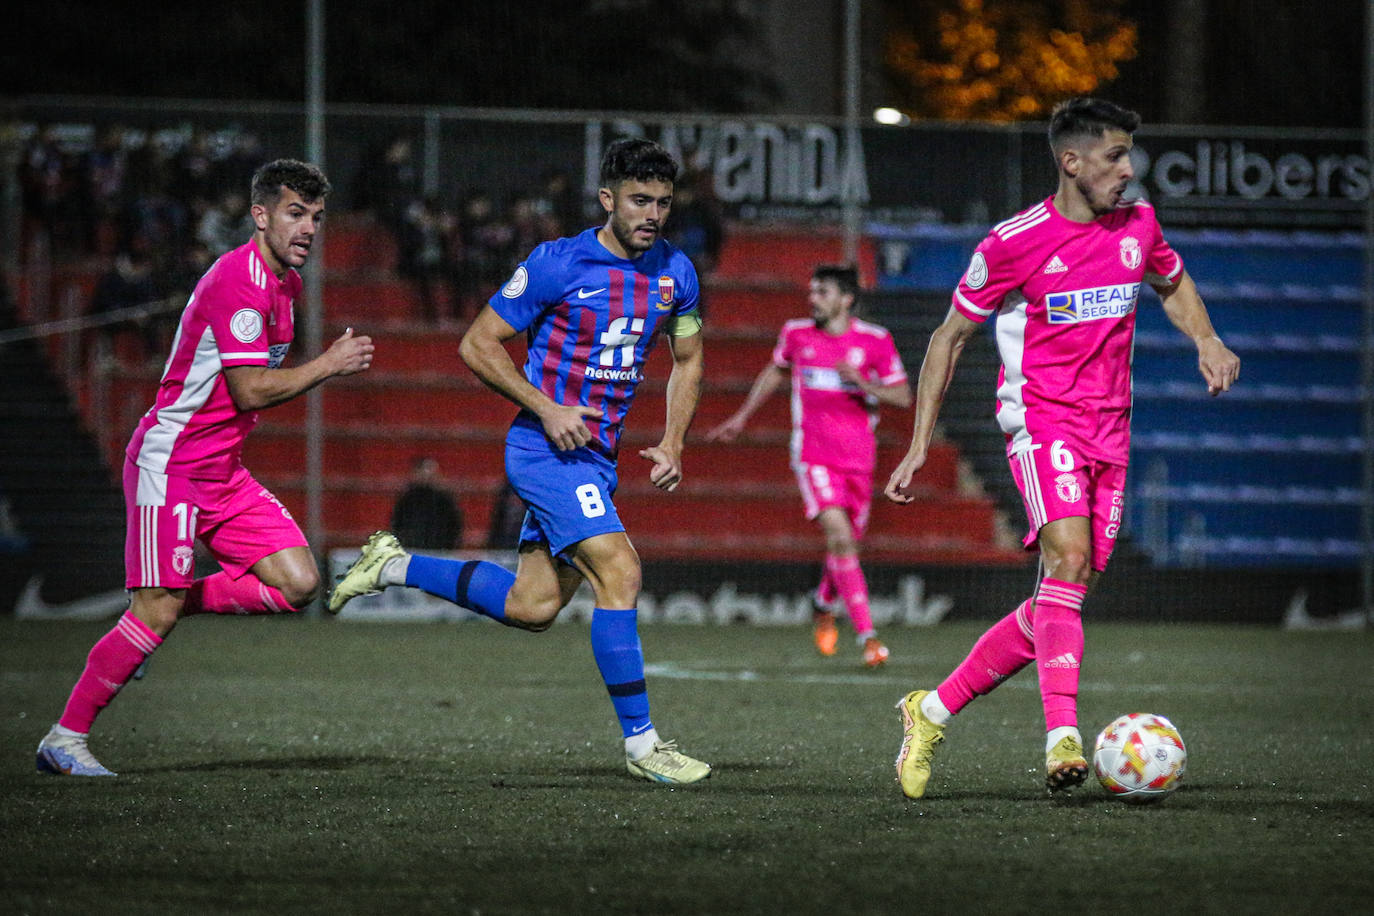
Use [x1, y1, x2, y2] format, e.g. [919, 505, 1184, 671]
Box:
[36, 159, 375, 776]
[885, 98, 1240, 798]
[328, 138, 711, 785]
[707, 264, 910, 667]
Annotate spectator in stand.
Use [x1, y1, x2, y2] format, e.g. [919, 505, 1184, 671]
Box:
[197, 189, 251, 256]
[355, 134, 421, 242]
[217, 132, 266, 198]
[666, 165, 724, 278]
[532, 167, 585, 238]
[398, 195, 457, 324]
[390, 456, 464, 551]
[90, 242, 163, 359]
[19, 124, 82, 258]
[171, 128, 220, 208]
[85, 124, 129, 256]
[509, 194, 561, 259]
[121, 141, 188, 274]
[165, 239, 215, 302]
[485, 479, 528, 550]
[452, 190, 515, 320]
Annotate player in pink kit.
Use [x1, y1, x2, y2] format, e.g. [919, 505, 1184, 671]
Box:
[708, 264, 911, 667]
[36, 159, 375, 776]
[886, 99, 1240, 797]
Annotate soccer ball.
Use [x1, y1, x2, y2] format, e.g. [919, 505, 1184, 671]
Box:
[1092, 712, 1187, 804]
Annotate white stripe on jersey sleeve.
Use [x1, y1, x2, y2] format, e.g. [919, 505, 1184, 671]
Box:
[996, 208, 1051, 240]
[850, 319, 889, 338]
[955, 288, 996, 318]
[1144, 251, 1184, 286]
[993, 202, 1049, 239]
[248, 251, 269, 290]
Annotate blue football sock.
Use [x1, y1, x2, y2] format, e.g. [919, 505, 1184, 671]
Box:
[405, 555, 513, 621]
[590, 607, 652, 738]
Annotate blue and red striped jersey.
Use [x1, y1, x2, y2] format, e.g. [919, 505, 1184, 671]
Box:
[490, 228, 701, 457]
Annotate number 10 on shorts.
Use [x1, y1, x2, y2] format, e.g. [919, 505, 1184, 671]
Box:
[576, 483, 606, 518]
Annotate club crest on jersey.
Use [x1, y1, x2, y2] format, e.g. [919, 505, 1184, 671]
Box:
[172, 545, 195, 576]
[1119, 236, 1142, 269]
[1045, 283, 1140, 323]
[964, 252, 989, 290]
[1054, 473, 1083, 504]
[656, 275, 675, 310]
[230, 308, 264, 344]
[501, 265, 529, 299]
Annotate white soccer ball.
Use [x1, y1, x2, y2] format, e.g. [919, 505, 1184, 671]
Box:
[1092, 712, 1187, 804]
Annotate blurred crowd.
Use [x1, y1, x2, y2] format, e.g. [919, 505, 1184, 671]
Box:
[353, 135, 724, 324]
[15, 125, 726, 347]
[18, 123, 264, 357]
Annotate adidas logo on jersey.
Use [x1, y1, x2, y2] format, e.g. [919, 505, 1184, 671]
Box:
[1043, 255, 1068, 274]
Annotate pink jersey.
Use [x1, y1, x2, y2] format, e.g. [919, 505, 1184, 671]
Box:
[126, 240, 300, 479]
[952, 196, 1183, 465]
[772, 317, 907, 473]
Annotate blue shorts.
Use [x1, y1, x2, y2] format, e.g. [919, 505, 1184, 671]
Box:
[505, 439, 624, 559]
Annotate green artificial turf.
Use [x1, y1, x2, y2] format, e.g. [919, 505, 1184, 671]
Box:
[2, 616, 1371, 914]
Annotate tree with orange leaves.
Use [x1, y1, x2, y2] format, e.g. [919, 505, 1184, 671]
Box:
[884, 0, 1137, 121]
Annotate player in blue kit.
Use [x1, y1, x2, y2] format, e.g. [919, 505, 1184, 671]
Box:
[330, 139, 710, 785]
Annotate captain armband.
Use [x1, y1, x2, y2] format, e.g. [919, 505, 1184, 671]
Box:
[667, 312, 703, 337]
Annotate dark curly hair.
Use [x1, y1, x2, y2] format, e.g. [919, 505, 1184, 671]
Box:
[250, 158, 332, 206]
[599, 138, 679, 189]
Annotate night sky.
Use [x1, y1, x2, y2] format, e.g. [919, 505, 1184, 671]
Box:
[5, 0, 1365, 128]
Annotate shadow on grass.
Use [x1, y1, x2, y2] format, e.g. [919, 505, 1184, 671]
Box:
[133, 753, 395, 774]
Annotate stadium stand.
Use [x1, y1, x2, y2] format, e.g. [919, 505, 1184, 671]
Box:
[80, 216, 1023, 566]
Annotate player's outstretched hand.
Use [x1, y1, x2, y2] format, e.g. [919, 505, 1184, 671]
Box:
[884, 449, 927, 504]
[704, 415, 745, 442]
[1198, 336, 1240, 397]
[639, 444, 682, 491]
[329, 327, 374, 376]
[540, 405, 603, 452]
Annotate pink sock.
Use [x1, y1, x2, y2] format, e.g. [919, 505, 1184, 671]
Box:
[181, 571, 295, 616]
[825, 553, 874, 638]
[815, 568, 837, 607]
[936, 599, 1036, 714]
[58, 611, 162, 733]
[1033, 578, 1088, 731]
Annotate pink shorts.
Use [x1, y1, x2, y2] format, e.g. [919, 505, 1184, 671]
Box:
[793, 462, 872, 539]
[1008, 442, 1126, 572]
[123, 458, 308, 589]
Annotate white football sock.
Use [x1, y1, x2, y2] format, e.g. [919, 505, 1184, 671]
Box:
[1046, 725, 1082, 752]
[920, 692, 952, 726]
[379, 555, 410, 586]
[624, 728, 661, 760]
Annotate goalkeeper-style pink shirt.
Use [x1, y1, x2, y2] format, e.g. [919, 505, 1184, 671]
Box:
[952, 196, 1183, 466]
[127, 240, 300, 479]
[772, 317, 907, 474]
